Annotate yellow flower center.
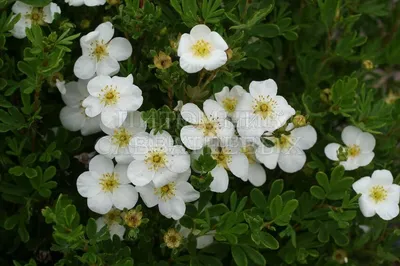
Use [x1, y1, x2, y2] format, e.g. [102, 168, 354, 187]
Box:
[369, 185, 387, 203]
[348, 145, 361, 157]
[253, 96, 276, 119]
[29, 8, 44, 24]
[145, 149, 167, 171]
[163, 228, 182, 249]
[222, 97, 237, 113]
[241, 145, 256, 164]
[192, 40, 212, 57]
[112, 128, 132, 148]
[100, 85, 120, 106]
[154, 182, 176, 201]
[212, 148, 232, 169]
[124, 209, 143, 228]
[100, 173, 119, 192]
[92, 40, 109, 61]
[276, 134, 292, 149]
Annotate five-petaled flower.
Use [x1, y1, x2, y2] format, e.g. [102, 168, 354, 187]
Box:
[214, 85, 246, 122]
[74, 22, 132, 79]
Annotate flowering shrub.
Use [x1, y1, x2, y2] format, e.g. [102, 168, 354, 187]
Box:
[1, 0, 400, 265]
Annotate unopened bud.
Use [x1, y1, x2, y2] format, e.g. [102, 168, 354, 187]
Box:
[124, 209, 143, 228]
[80, 19, 91, 30]
[337, 146, 348, 161]
[333, 249, 348, 264]
[47, 72, 63, 87]
[385, 91, 400, 104]
[293, 115, 307, 127]
[163, 228, 182, 249]
[154, 52, 172, 70]
[226, 48, 233, 60]
[320, 88, 332, 104]
[362, 60, 374, 70]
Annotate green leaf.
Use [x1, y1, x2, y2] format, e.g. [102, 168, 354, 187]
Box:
[259, 232, 279, 250]
[231, 245, 248, 266]
[230, 224, 248, 235]
[316, 172, 330, 192]
[270, 195, 283, 218]
[310, 186, 326, 199]
[43, 166, 56, 181]
[318, 0, 337, 28]
[9, 166, 24, 176]
[86, 218, 97, 240]
[250, 188, 267, 209]
[20, 0, 52, 7]
[24, 167, 37, 179]
[207, 204, 229, 217]
[18, 224, 29, 243]
[241, 245, 266, 266]
[230, 191, 238, 211]
[4, 215, 19, 230]
[251, 24, 280, 38]
[268, 179, 284, 203]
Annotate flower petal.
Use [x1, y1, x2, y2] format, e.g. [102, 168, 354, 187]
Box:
[175, 181, 200, 202]
[109, 223, 126, 239]
[101, 106, 127, 128]
[150, 129, 174, 148]
[112, 185, 138, 210]
[352, 176, 371, 194]
[84, 0, 106, 6]
[341, 125, 362, 146]
[203, 49, 227, 71]
[356, 132, 376, 152]
[190, 24, 211, 40]
[375, 202, 399, 220]
[196, 235, 214, 249]
[82, 96, 103, 117]
[291, 125, 317, 150]
[256, 145, 279, 170]
[159, 197, 186, 220]
[152, 168, 178, 188]
[81, 116, 102, 136]
[12, 1, 32, 14]
[95, 136, 117, 159]
[108, 37, 132, 61]
[216, 119, 234, 142]
[228, 153, 249, 179]
[179, 53, 204, 73]
[74, 56, 96, 80]
[89, 155, 114, 175]
[180, 125, 205, 150]
[247, 163, 267, 187]
[278, 147, 306, 173]
[356, 152, 374, 167]
[166, 145, 190, 173]
[95, 21, 114, 43]
[42, 3, 60, 24]
[358, 195, 376, 218]
[123, 111, 147, 134]
[203, 99, 227, 121]
[340, 159, 359, 171]
[114, 164, 130, 184]
[77, 171, 102, 197]
[249, 79, 278, 99]
[127, 160, 155, 186]
[87, 75, 112, 97]
[97, 56, 120, 76]
[177, 33, 194, 56]
[136, 183, 159, 207]
[60, 107, 86, 132]
[210, 166, 229, 193]
[324, 143, 340, 161]
[371, 169, 393, 185]
[88, 192, 113, 214]
[209, 31, 228, 51]
[214, 86, 230, 105]
[181, 103, 205, 124]
[116, 94, 143, 112]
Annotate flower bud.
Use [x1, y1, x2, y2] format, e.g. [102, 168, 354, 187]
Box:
[320, 88, 332, 104]
[362, 60, 374, 70]
[337, 146, 348, 161]
[385, 91, 399, 104]
[163, 228, 182, 249]
[47, 72, 63, 87]
[293, 114, 307, 127]
[124, 209, 143, 229]
[332, 249, 348, 264]
[80, 19, 91, 30]
[226, 48, 233, 60]
[154, 52, 172, 70]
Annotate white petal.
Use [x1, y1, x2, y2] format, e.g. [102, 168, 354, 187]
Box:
[109, 223, 125, 240]
[203, 99, 227, 121]
[203, 50, 227, 71]
[356, 132, 376, 152]
[101, 106, 127, 128]
[175, 182, 200, 202]
[340, 159, 359, 171]
[59, 107, 86, 132]
[341, 126, 362, 146]
[387, 185, 400, 204]
[278, 147, 306, 173]
[152, 168, 178, 188]
[127, 160, 155, 186]
[228, 153, 249, 179]
[249, 79, 278, 99]
[115, 152, 134, 164]
[176, 168, 192, 183]
[358, 195, 376, 218]
[56, 80, 66, 95]
[356, 152, 374, 167]
[77, 171, 102, 197]
[116, 94, 143, 112]
[123, 111, 147, 134]
[80, 31, 100, 55]
[209, 31, 228, 51]
[180, 125, 205, 150]
[62, 81, 87, 106]
[88, 192, 113, 214]
[42, 3, 61, 24]
[159, 197, 186, 220]
[190, 24, 211, 40]
[179, 53, 204, 73]
[210, 166, 229, 193]
[82, 96, 102, 117]
[177, 33, 194, 57]
[12, 1, 32, 14]
[230, 85, 246, 98]
[84, 0, 106, 6]
[166, 145, 190, 173]
[196, 235, 214, 249]
[95, 136, 117, 158]
[111, 74, 133, 92]
[128, 132, 151, 160]
[66, 0, 84, 6]
[114, 164, 130, 184]
[247, 163, 267, 187]
[216, 119, 234, 142]
[150, 129, 174, 148]
[375, 202, 399, 220]
[95, 22, 114, 43]
[256, 145, 279, 170]
[95, 217, 106, 232]
[214, 87, 230, 105]
[136, 183, 159, 207]
[291, 125, 317, 150]
[371, 169, 393, 185]
[74, 56, 96, 80]
[87, 75, 112, 97]
[97, 56, 120, 77]
[324, 143, 340, 161]
[89, 155, 114, 175]
[181, 103, 205, 124]
[10, 17, 29, 39]
[352, 176, 371, 194]
[112, 185, 138, 210]
[81, 116, 102, 136]
[108, 37, 132, 61]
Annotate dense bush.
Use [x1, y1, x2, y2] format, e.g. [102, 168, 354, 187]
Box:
[0, 0, 399, 265]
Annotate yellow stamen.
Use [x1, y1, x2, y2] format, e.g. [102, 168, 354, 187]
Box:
[198, 118, 218, 137]
[92, 40, 109, 61]
[112, 128, 132, 148]
[100, 85, 120, 106]
[212, 148, 232, 169]
[369, 185, 387, 203]
[241, 145, 256, 164]
[276, 134, 292, 149]
[163, 228, 182, 249]
[222, 97, 237, 113]
[154, 183, 176, 201]
[145, 149, 167, 171]
[192, 40, 212, 57]
[100, 173, 119, 192]
[348, 145, 360, 157]
[253, 96, 276, 119]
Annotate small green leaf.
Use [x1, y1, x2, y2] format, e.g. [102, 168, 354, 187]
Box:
[241, 245, 266, 266]
[231, 245, 248, 266]
[310, 186, 326, 199]
[43, 166, 56, 181]
[250, 188, 267, 209]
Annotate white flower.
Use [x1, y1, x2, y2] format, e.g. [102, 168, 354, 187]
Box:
[324, 125, 375, 171]
[82, 74, 143, 128]
[59, 79, 101, 136]
[96, 209, 125, 240]
[237, 138, 267, 187]
[235, 79, 296, 140]
[191, 139, 249, 193]
[65, 0, 106, 7]
[95, 111, 146, 164]
[177, 24, 228, 73]
[256, 124, 317, 173]
[180, 99, 234, 150]
[214, 85, 246, 122]
[179, 226, 215, 249]
[56, 79, 66, 95]
[127, 130, 191, 187]
[352, 170, 400, 220]
[136, 169, 200, 220]
[74, 22, 132, 79]
[77, 155, 139, 214]
[11, 1, 61, 39]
